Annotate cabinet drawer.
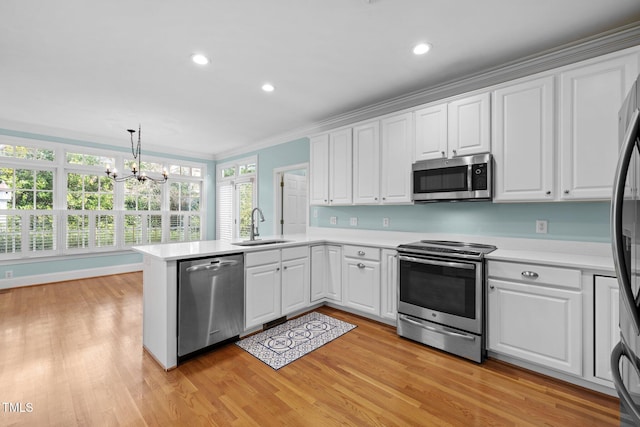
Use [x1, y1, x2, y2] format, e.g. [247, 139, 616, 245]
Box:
[488, 261, 580, 290]
[245, 249, 280, 267]
[343, 245, 380, 261]
[281, 245, 308, 261]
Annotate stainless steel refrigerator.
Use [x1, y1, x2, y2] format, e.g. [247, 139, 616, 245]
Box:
[612, 73, 640, 426]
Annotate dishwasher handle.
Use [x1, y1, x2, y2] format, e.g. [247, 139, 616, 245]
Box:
[186, 259, 239, 273]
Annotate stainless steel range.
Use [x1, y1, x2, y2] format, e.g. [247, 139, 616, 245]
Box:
[396, 240, 496, 363]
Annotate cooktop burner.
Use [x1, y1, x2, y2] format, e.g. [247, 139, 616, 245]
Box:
[397, 240, 497, 260]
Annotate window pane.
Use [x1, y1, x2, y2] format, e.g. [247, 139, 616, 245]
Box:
[238, 182, 253, 239]
[0, 215, 21, 253]
[192, 168, 202, 177]
[239, 163, 256, 175]
[169, 214, 185, 242]
[222, 167, 235, 178]
[148, 215, 163, 243]
[95, 214, 115, 247]
[67, 214, 89, 249]
[29, 214, 55, 251]
[217, 184, 233, 241]
[124, 214, 143, 245]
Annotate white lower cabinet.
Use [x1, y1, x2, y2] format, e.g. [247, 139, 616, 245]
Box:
[310, 244, 342, 303]
[245, 246, 309, 330]
[487, 261, 582, 376]
[594, 275, 619, 382]
[342, 245, 381, 316]
[380, 249, 398, 321]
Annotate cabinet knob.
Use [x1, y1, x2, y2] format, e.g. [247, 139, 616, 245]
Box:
[324, 199, 327, 203]
[521, 271, 539, 279]
[452, 149, 457, 156]
[564, 190, 569, 195]
[283, 266, 287, 270]
[489, 284, 495, 290]
[374, 197, 378, 201]
[441, 151, 446, 157]
[357, 263, 366, 269]
[358, 250, 365, 256]
[276, 267, 280, 271]
[545, 191, 551, 195]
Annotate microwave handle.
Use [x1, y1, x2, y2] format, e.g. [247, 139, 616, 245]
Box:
[398, 255, 474, 270]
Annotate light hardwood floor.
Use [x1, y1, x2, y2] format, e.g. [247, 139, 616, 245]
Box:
[0, 272, 619, 426]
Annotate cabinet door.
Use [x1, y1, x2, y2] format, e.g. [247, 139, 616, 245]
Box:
[487, 278, 582, 375]
[414, 103, 448, 161]
[343, 258, 380, 316]
[309, 134, 329, 205]
[245, 263, 281, 329]
[447, 92, 491, 157]
[329, 128, 353, 205]
[381, 249, 398, 321]
[353, 121, 381, 204]
[310, 245, 327, 302]
[380, 112, 413, 204]
[492, 76, 555, 201]
[594, 276, 619, 382]
[281, 257, 310, 315]
[326, 245, 343, 302]
[559, 53, 638, 200]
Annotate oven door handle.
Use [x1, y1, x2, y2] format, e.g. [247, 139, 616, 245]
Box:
[398, 255, 475, 270]
[399, 315, 476, 341]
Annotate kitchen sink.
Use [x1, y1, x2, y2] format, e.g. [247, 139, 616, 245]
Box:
[232, 239, 291, 246]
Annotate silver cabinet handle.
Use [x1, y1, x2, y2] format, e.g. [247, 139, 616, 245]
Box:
[357, 263, 365, 269]
[357, 250, 365, 256]
[186, 259, 238, 272]
[399, 255, 474, 270]
[521, 271, 539, 279]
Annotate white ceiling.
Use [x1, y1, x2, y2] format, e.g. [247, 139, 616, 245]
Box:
[2, 0, 640, 158]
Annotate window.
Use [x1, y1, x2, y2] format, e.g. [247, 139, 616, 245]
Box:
[216, 157, 257, 241]
[0, 137, 207, 260]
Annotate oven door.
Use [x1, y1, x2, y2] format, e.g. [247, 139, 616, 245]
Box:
[398, 254, 483, 334]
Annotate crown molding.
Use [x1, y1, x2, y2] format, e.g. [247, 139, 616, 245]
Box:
[217, 21, 640, 160]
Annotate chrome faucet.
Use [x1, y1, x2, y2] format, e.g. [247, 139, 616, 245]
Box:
[250, 207, 265, 240]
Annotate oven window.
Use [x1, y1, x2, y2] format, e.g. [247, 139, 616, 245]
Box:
[400, 259, 476, 319]
[414, 166, 467, 194]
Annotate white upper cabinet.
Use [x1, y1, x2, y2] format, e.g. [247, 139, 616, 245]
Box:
[414, 103, 448, 161]
[492, 75, 555, 201]
[353, 121, 381, 204]
[448, 92, 491, 158]
[309, 134, 329, 205]
[329, 128, 353, 205]
[414, 93, 490, 161]
[310, 128, 353, 205]
[380, 112, 413, 204]
[352, 113, 413, 205]
[558, 52, 638, 200]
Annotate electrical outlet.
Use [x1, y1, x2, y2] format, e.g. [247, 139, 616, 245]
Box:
[383, 217, 390, 228]
[350, 217, 358, 226]
[313, 208, 318, 218]
[536, 220, 548, 234]
[330, 216, 337, 225]
[5, 270, 13, 279]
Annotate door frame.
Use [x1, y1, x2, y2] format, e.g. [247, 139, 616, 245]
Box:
[273, 162, 309, 236]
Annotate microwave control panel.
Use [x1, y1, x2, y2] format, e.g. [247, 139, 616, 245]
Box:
[471, 164, 488, 190]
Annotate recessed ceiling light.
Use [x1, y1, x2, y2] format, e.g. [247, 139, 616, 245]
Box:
[191, 53, 210, 65]
[413, 43, 432, 55]
[262, 83, 275, 92]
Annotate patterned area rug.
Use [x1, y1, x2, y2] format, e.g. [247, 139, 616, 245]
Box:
[236, 312, 357, 370]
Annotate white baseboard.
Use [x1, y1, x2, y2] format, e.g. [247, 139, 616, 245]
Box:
[0, 263, 143, 290]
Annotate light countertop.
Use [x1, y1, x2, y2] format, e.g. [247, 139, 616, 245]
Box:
[132, 227, 615, 273]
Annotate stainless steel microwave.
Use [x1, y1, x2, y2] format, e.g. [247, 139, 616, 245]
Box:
[412, 153, 492, 202]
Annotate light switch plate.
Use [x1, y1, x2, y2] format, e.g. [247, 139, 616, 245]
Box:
[383, 217, 390, 227]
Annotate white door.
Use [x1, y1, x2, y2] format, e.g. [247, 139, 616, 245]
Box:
[282, 173, 307, 235]
[326, 245, 342, 302]
[309, 134, 329, 205]
[414, 102, 448, 161]
[353, 121, 380, 204]
[447, 92, 491, 158]
[559, 53, 638, 199]
[380, 112, 413, 204]
[343, 258, 381, 316]
[492, 76, 555, 201]
[281, 257, 310, 315]
[245, 263, 281, 329]
[329, 128, 353, 205]
[594, 276, 619, 382]
[310, 245, 327, 302]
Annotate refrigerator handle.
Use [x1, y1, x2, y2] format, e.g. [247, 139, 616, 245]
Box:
[611, 341, 640, 424]
[611, 108, 640, 335]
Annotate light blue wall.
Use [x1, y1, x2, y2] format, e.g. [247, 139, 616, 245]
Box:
[0, 127, 216, 280]
[309, 201, 611, 242]
[217, 137, 310, 236]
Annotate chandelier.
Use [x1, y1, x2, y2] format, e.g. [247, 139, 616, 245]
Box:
[105, 125, 168, 184]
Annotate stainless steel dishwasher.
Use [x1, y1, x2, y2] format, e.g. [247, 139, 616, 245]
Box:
[177, 253, 244, 362]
